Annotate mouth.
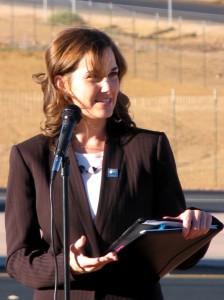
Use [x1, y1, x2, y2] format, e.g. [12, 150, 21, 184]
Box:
[95, 98, 112, 103]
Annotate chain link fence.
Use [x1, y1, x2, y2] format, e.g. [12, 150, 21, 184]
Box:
[130, 90, 224, 190]
[0, 90, 223, 190]
[1, 0, 224, 86]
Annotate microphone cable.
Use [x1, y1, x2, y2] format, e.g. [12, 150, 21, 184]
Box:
[50, 179, 58, 300]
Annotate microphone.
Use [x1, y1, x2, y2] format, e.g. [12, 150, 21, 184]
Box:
[51, 104, 82, 182]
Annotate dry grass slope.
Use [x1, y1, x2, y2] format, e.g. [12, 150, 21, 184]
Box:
[0, 3, 224, 189]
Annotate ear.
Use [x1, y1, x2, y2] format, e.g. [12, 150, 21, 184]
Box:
[54, 75, 67, 92]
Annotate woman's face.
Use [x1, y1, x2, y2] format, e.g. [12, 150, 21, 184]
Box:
[68, 47, 120, 120]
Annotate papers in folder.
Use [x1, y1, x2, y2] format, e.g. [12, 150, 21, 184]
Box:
[107, 217, 223, 278]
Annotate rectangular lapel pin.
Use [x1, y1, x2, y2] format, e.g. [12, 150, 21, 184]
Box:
[107, 168, 119, 178]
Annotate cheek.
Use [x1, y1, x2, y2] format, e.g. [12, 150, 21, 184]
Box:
[70, 82, 89, 99]
[112, 79, 120, 93]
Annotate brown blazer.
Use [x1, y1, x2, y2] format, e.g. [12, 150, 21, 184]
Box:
[5, 127, 207, 300]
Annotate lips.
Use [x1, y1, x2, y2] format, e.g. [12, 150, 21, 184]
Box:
[95, 98, 112, 103]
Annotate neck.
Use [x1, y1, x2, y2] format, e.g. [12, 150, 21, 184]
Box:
[74, 118, 106, 154]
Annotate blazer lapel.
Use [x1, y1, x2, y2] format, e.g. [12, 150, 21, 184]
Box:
[49, 144, 100, 254]
[95, 136, 124, 234]
[68, 145, 100, 254]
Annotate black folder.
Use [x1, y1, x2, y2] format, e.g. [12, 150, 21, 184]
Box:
[107, 217, 223, 278]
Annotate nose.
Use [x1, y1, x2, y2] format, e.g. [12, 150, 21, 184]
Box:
[99, 77, 111, 93]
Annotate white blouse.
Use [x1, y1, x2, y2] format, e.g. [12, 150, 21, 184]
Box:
[75, 151, 104, 221]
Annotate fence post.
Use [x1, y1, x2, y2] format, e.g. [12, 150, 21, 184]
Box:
[33, 1, 37, 45]
[212, 88, 218, 187]
[88, 0, 93, 24]
[155, 13, 159, 80]
[171, 89, 177, 164]
[132, 11, 137, 77]
[43, 0, 48, 22]
[71, 0, 77, 15]
[178, 17, 183, 83]
[109, 2, 113, 33]
[202, 21, 207, 87]
[168, 0, 173, 27]
[10, 0, 15, 47]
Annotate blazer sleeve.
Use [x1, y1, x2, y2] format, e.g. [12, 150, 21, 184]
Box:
[5, 145, 65, 289]
[154, 133, 210, 268]
[153, 132, 187, 218]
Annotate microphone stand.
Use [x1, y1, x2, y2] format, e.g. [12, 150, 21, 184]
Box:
[61, 156, 71, 300]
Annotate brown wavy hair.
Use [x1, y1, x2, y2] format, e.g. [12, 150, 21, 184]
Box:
[32, 26, 136, 142]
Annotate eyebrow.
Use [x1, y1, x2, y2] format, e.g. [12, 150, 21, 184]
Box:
[111, 66, 119, 71]
[86, 66, 119, 76]
[88, 66, 119, 72]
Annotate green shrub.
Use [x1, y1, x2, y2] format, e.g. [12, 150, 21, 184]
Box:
[49, 11, 85, 25]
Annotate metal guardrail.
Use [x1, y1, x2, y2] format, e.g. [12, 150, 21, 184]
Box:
[184, 190, 224, 212]
[1, 188, 224, 212]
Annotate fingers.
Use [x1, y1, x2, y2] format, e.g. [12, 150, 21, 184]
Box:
[181, 209, 212, 239]
[72, 235, 86, 250]
[70, 236, 118, 274]
[75, 251, 117, 273]
[70, 236, 86, 274]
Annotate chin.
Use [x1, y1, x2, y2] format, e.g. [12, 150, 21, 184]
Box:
[104, 112, 114, 119]
[96, 110, 113, 119]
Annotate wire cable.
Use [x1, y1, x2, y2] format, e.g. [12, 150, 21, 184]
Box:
[50, 179, 58, 300]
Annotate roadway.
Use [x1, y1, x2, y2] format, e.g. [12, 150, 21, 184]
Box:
[2, 0, 224, 23]
[82, 0, 224, 14]
[0, 189, 224, 299]
[0, 271, 224, 300]
[82, 0, 224, 23]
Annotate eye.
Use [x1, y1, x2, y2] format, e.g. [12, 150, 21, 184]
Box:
[108, 70, 119, 78]
[86, 72, 99, 82]
[87, 72, 97, 79]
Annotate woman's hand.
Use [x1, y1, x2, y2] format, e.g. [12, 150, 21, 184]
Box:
[70, 235, 118, 275]
[164, 209, 213, 239]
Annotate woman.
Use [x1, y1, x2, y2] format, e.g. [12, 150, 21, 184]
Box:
[5, 26, 213, 300]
